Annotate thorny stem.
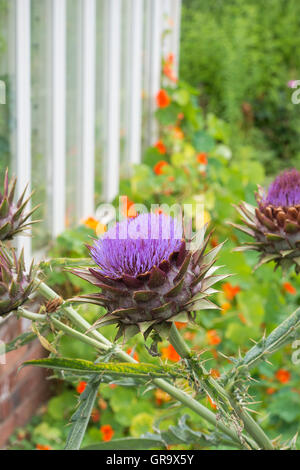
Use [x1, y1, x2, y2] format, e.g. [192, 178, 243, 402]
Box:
[169, 323, 273, 450]
[19, 279, 252, 449]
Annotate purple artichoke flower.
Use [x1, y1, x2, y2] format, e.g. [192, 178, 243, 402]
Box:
[232, 168, 300, 272]
[71, 213, 227, 341]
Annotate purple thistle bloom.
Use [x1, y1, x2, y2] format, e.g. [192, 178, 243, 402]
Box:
[264, 169, 300, 207]
[89, 213, 183, 279]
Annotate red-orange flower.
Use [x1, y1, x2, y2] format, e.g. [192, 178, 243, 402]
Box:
[206, 329, 221, 346]
[207, 395, 217, 410]
[221, 302, 231, 315]
[210, 236, 219, 248]
[156, 89, 171, 108]
[283, 282, 296, 295]
[183, 331, 196, 341]
[238, 313, 247, 325]
[36, 444, 52, 450]
[222, 282, 241, 300]
[167, 53, 174, 65]
[177, 112, 184, 120]
[161, 344, 180, 362]
[91, 408, 101, 423]
[173, 126, 184, 139]
[126, 348, 139, 362]
[210, 369, 220, 379]
[121, 196, 137, 219]
[154, 160, 169, 175]
[98, 398, 107, 410]
[100, 424, 115, 442]
[109, 383, 117, 389]
[154, 140, 167, 155]
[155, 388, 171, 406]
[197, 152, 208, 165]
[275, 369, 291, 384]
[82, 216, 99, 231]
[266, 387, 276, 395]
[163, 64, 177, 82]
[76, 381, 87, 394]
[175, 321, 187, 330]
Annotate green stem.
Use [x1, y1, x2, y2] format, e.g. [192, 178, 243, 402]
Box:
[169, 323, 273, 450]
[39, 258, 94, 269]
[23, 280, 248, 448]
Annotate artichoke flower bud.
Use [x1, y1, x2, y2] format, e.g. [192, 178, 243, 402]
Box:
[71, 213, 227, 341]
[0, 168, 38, 242]
[0, 246, 37, 317]
[232, 168, 300, 272]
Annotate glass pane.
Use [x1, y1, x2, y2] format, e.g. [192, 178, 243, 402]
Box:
[31, 0, 52, 251]
[66, 0, 81, 227]
[95, 0, 106, 206]
[0, 0, 15, 181]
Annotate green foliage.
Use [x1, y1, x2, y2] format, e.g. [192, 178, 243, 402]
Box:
[180, 0, 300, 173]
[23, 357, 181, 379]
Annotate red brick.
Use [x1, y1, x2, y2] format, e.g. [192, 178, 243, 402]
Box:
[0, 376, 51, 448]
[0, 396, 13, 422]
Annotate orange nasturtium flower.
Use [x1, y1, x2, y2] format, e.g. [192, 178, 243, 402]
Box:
[154, 140, 167, 155]
[283, 282, 297, 295]
[163, 64, 177, 82]
[197, 152, 208, 165]
[175, 321, 187, 330]
[275, 369, 291, 384]
[100, 424, 115, 442]
[154, 160, 169, 175]
[266, 387, 276, 395]
[238, 313, 248, 325]
[82, 216, 99, 231]
[91, 408, 101, 423]
[155, 388, 171, 406]
[36, 444, 52, 450]
[207, 395, 217, 410]
[173, 126, 184, 139]
[121, 195, 137, 219]
[222, 282, 241, 300]
[161, 344, 180, 362]
[167, 53, 174, 64]
[210, 369, 221, 379]
[221, 302, 231, 315]
[76, 381, 87, 394]
[206, 329, 221, 346]
[156, 89, 171, 108]
[126, 348, 139, 362]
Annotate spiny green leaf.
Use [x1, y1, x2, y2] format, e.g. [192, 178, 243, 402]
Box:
[65, 376, 101, 450]
[22, 357, 181, 378]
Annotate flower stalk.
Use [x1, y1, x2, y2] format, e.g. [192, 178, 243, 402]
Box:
[169, 323, 274, 450]
[18, 278, 254, 449]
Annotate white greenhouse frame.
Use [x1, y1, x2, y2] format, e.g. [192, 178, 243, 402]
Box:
[5, 0, 181, 263]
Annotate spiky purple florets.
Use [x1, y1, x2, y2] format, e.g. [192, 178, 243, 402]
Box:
[264, 169, 300, 207]
[89, 213, 183, 279]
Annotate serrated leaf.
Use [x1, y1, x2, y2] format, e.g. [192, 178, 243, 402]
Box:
[22, 357, 180, 378]
[65, 376, 101, 450]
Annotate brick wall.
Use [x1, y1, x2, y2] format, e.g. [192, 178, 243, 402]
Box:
[0, 315, 51, 448]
